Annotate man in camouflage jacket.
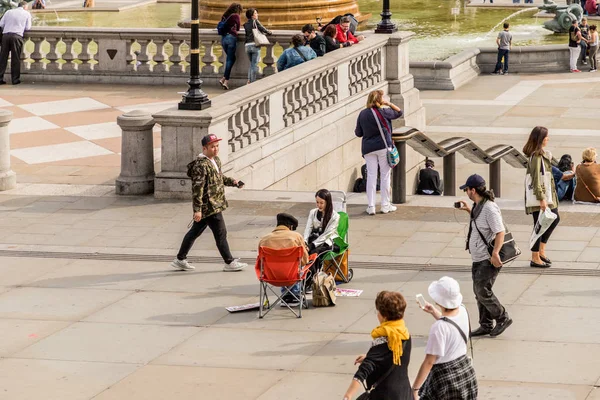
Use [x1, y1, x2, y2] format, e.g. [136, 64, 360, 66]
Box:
[171, 134, 248, 272]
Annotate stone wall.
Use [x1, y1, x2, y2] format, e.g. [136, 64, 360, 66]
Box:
[152, 32, 426, 198]
[410, 45, 571, 90]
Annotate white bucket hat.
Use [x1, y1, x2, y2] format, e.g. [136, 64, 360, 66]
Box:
[428, 276, 463, 309]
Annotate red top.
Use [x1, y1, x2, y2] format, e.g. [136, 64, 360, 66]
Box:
[222, 13, 241, 36]
[335, 24, 359, 44]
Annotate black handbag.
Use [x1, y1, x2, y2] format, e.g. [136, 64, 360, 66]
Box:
[472, 220, 521, 264]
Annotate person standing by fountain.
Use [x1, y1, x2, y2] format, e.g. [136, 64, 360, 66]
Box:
[492, 23, 512, 75]
[218, 3, 243, 90]
[0, 1, 31, 85]
[580, 17, 590, 65]
[244, 8, 272, 84]
[569, 19, 583, 72]
[589, 25, 598, 71]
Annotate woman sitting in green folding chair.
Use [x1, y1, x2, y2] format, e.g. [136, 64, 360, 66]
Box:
[303, 189, 340, 288]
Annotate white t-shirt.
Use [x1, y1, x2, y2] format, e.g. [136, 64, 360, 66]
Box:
[425, 306, 469, 364]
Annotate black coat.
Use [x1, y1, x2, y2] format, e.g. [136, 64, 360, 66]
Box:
[354, 337, 412, 400]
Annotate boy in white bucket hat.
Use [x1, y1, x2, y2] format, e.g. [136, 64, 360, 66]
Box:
[412, 277, 478, 400]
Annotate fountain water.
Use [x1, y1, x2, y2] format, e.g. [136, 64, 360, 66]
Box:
[483, 7, 538, 38]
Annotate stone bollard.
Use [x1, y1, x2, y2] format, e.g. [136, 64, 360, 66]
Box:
[0, 109, 16, 191]
[115, 110, 156, 195]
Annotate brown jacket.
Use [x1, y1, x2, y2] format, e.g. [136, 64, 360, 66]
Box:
[258, 226, 309, 266]
[575, 162, 600, 203]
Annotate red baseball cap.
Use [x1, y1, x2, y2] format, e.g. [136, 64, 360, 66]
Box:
[202, 134, 222, 146]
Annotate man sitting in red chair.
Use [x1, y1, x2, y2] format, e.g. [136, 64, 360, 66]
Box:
[258, 213, 313, 307]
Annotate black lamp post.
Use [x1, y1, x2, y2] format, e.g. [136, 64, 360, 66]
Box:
[179, 0, 211, 110]
[375, 0, 397, 34]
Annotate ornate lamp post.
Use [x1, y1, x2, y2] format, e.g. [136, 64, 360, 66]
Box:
[179, 0, 211, 110]
[375, 0, 397, 34]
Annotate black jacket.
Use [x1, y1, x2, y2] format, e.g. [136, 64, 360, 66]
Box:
[417, 168, 443, 195]
[354, 337, 412, 400]
[243, 19, 271, 44]
[325, 36, 339, 53]
[308, 34, 326, 56]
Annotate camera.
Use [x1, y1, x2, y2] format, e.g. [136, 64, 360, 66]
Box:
[237, 180, 245, 188]
[454, 201, 462, 209]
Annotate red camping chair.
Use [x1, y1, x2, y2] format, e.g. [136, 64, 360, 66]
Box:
[255, 246, 317, 318]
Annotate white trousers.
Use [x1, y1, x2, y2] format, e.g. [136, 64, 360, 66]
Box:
[569, 47, 581, 71]
[364, 148, 392, 208]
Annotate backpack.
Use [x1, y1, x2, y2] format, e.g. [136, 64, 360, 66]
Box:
[352, 164, 380, 193]
[217, 15, 232, 36]
[312, 271, 336, 307]
[186, 158, 199, 178]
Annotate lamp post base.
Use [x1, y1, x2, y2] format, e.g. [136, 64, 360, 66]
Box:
[375, 23, 398, 34]
[178, 77, 211, 110]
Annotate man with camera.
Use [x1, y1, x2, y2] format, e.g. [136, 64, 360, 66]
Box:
[456, 174, 513, 338]
[170, 134, 248, 272]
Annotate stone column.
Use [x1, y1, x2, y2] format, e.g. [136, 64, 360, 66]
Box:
[0, 109, 16, 191]
[115, 110, 155, 195]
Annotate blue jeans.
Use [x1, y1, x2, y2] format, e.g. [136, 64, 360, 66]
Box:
[221, 34, 237, 80]
[281, 283, 301, 298]
[494, 48, 509, 73]
[245, 44, 260, 83]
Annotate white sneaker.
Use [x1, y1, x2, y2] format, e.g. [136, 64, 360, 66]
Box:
[223, 258, 247, 272]
[366, 206, 376, 215]
[381, 204, 397, 214]
[170, 258, 195, 271]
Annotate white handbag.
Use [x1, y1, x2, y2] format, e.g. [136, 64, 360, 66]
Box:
[252, 20, 270, 47]
[525, 156, 553, 208]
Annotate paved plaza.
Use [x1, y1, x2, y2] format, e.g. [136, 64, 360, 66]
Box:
[2, 73, 600, 399]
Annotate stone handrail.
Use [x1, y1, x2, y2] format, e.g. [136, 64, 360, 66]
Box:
[21, 27, 298, 85]
[391, 127, 558, 202]
[152, 32, 421, 198]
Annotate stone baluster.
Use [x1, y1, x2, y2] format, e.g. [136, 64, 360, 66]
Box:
[115, 110, 156, 195]
[262, 44, 276, 76]
[152, 39, 167, 73]
[29, 37, 45, 71]
[136, 39, 151, 73]
[20, 39, 29, 72]
[78, 38, 93, 71]
[62, 38, 76, 72]
[245, 102, 259, 143]
[46, 37, 60, 71]
[217, 43, 226, 75]
[201, 40, 217, 74]
[258, 97, 269, 138]
[169, 39, 183, 74]
[0, 110, 15, 191]
[125, 40, 136, 71]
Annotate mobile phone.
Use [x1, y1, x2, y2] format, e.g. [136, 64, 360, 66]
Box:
[237, 180, 245, 188]
[454, 201, 462, 209]
[416, 294, 427, 309]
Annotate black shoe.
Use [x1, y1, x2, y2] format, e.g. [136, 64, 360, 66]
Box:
[12, 79, 20, 85]
[305, 285, 313, 294]
[530, 261, 550, 268]
[490, 317, 513, 337]
[0, 81, 6, 85]
[540, 255, 552, 265]
[470, 326, 492, 337]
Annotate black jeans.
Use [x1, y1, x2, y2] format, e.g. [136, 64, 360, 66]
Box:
[494, 48, 509, 73]
[472, 259, 507, 330]
[0, 33, 24, 83]
[531, 208, 560, 252]
[176, 212, 234, 264]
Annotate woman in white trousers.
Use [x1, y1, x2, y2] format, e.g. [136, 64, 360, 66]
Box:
[355, 90, 403, 215]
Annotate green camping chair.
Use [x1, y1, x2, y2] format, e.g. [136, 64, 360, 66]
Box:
[321, 211, 352, 283]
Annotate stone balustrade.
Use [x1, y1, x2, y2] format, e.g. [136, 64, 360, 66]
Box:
[152, 32, 426, 198]
[20, 27, 297, 85]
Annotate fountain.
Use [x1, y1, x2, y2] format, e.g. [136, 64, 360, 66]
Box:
[483, 7, 539, 38]
[538, 0, 583, 33]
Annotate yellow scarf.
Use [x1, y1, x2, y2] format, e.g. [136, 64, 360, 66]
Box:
[371, 319, 410, 365]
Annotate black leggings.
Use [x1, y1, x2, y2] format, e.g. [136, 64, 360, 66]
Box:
[531, 208, 560, 252]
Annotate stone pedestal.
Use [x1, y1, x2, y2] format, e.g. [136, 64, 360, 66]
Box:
[115, 110, 156, 195]
[0, 109, 15, 191]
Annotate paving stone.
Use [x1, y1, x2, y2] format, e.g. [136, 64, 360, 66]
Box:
[153, 327, 338, 370]
[15, 322, 200, 363]
[0, 257, 75, 287]
[0, 319, 71, 357]
[92, 364, 287, 400]
[516, 275, 600, 308]
[256, 371, 351, 400]
[0, 287, 130, 320]
[477, 380, 593, 400]
[474, 340, 600, 385]
[0, 359, 140, 400]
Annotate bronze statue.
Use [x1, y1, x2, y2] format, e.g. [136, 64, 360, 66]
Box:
[538, 0, 584, 33]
